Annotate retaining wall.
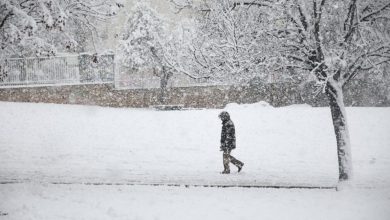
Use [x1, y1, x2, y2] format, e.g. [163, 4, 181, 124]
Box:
[0, 80, 389, 108]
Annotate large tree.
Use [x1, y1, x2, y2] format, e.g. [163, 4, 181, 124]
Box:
[275, 0, 390, 182]
[173, 0, 390, 183]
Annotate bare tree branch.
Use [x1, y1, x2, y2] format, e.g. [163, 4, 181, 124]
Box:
[0, 10, 13, 30]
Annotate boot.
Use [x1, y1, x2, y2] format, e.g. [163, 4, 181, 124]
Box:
[237, 163, 244, 173]
[221, 169, 230, 174]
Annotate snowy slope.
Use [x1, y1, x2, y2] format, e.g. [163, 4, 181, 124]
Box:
[1, 101, 389, 188]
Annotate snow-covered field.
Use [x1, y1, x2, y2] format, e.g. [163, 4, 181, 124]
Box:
[1, 101, 390, 219]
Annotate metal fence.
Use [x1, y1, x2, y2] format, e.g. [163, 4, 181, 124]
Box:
[0, 54, 115, 88]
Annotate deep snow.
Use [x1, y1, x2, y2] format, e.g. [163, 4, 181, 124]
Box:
[1, 101, 340, 187]
[1, 101, 390, 219]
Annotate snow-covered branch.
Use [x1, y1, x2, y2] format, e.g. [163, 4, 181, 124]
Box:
[0, 0, 123, 59]
[360, 2, 390, 22]
[176, 0, 282, 83]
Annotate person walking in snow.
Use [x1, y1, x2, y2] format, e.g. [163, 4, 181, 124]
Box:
[219, 111, 244, 174]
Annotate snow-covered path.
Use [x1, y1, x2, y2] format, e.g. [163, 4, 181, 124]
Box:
[1, 184, 390, 220]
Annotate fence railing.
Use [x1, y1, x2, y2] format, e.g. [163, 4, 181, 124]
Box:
[0, 54, 115, 88]
[1, 53, 281, 90]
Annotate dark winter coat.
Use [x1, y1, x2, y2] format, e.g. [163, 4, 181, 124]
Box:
[220, 117, 236, 151]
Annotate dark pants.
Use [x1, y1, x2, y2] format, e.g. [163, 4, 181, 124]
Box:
[223, 149, 243, 172]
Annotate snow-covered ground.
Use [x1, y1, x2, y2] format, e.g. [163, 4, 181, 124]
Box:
[1, 101, 390, 219]
[1, 184, 390, 220]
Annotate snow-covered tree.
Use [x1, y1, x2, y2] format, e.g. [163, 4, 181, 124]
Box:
[117, 2, 198, 103]
[0, 0, 123, 59]
[274, 0, 390, 182]
[173, 0, 390, 183]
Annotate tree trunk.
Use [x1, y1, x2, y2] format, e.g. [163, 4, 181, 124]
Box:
[326, 82, 353, 181]
[159, 67, 171, 105]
